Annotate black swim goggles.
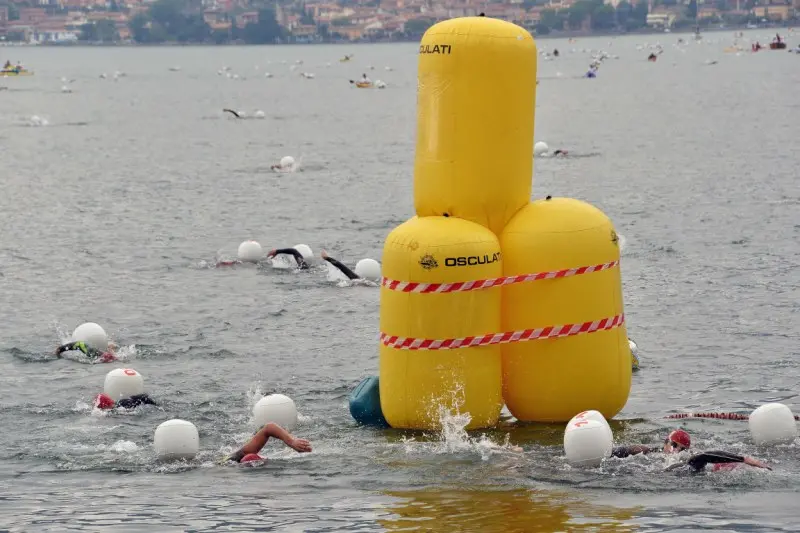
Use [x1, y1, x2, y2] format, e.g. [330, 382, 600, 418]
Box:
[665, 438, 687, 452]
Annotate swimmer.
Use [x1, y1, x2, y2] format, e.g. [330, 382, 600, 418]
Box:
[270, 157, 297, 172]
[94, 392, 158, 410]
[223, 108, 242, 119]
[612, 429, 771, 472]
[553, 149, 569, 157]
[220, 422, 312, 463]
[320, 249, 359, 280]
[267, 248, 309, 269]
[55, 340, 117, 363]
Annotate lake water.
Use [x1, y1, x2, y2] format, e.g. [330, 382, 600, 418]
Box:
[1, 30, 799, 532]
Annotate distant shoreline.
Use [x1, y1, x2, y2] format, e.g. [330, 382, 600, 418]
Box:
[4, 23, 791, 48]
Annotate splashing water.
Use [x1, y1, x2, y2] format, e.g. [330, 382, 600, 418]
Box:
[323, 262, 379, 288]
[399, 405, 518, 461]
[108, 440, 139, 453]
[246, 382, 267, 411]
[394, 383, 518, 460]
[27, 115, 49, 127]
[274, 157, 303, 173]
[437, 408, 474, 454]
[269, 255, 296, 270]
[113, 344, 136, 361]
[324, 262, 350, 283]
[335, 278, 379, 289]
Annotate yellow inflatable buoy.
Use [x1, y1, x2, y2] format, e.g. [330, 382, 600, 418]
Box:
[500, 198, 630, 422]
[413, 17, 537, 236]
[373, 15, 631, 431]
[379, 216, 503, 430]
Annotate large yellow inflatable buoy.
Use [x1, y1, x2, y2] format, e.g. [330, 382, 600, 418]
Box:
[501, 198, 630, 422]
[376, 15, 631, 431]
[413, 17, 537, 236]
[379, 217, 503, 430]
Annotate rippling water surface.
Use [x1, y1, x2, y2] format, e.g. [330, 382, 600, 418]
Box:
[1, 32, 799, 531]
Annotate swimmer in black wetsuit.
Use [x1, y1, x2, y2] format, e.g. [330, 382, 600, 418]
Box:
[221, 423, 312, 463]
[94, 392, 158, 410]
[55, 341, 117, 363]
[553, 149, 569, 157]
[320, 249, 359, 280]
[612, 429, 770, 472]
[267, 248, 309, 269]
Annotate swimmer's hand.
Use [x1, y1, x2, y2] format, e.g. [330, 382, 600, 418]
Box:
[289, 438, 312, 453]
[744, 457, 771, 470]
[663, 461, 686, 472]
[320, 250, 329, 260]
[267, 249, 277, 259]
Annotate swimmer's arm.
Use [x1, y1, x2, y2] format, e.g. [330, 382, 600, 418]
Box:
[237, 423, 312, 456]
[269, 248, 308, 268]
[611, 445, 652, 458]
[55, 341, 86, 356]
[136, 393, 158, 406]
[687, 451, 770, 471]
[117, 394, 158, 408]
[323, 256, 359, 280]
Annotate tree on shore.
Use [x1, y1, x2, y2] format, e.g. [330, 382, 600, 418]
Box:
[239, 8, 285, 44]
[404, 17, 435, 36]
[686, 0, 698, 20]
[80, 19, 119, 42]
[535, 0, 652, 35]
[127, 0, 211, 43]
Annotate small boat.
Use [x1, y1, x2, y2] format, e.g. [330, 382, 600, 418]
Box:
[1, 68, 33, 76]
[770, 35, 786, 50]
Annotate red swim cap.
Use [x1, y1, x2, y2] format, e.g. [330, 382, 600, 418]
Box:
[668, 429, 691, 449]
[94, 393, 115, 410]
[240, 453, 263, 463]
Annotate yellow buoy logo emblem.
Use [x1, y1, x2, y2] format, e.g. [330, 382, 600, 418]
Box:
[419, 254, 439, 270]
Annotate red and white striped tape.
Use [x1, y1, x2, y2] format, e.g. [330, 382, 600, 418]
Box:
[666, 412, 800, 421]
[381, 261, 618, 293]
[380, 314, 624, 351]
